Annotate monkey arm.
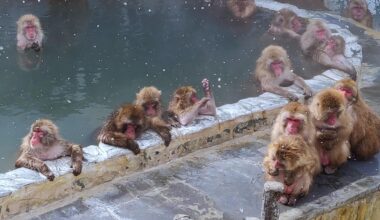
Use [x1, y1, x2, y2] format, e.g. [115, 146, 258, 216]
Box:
[98, 132, 140, 155]
[199, 97, 216, 116]
[261, 81, 299, 101]
[283, 28, 301, 39]
[65, 143, 83, 176]
[15, 154, 55, 181]
[317, 53, 357, 80]
[149, 117, 172, 146]
[178, 97, 209, 125]
[293, 75, 313, 98]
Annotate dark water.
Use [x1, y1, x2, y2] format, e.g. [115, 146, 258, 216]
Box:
[0, 0, 324, 172]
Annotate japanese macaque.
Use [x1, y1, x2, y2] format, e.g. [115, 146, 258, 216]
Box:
[334, 79, 380, 160]
[97, 104, 171, 154]
[300, 20, 356, 80]
[300, 20, 331, 56]
[344, 0, 373, 28]
[271, 102, 316, 146]
[314, 35, 357, 80]
[167, 78, 216, 126]
[263, 135, 320, 205]
[227, 0, 256, 19]
[15, 119, 83, 181]
[16, 14, 44, 52]
[254, 45, 313, 101]
[309, 88, 353, 174]
[268, 8, 307, 39]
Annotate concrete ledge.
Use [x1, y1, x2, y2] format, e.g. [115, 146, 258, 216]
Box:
[280, 176, 380, 220]
[0, 1, 363, 219]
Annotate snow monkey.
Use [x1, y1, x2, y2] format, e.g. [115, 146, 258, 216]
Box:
[271, 102, 316, 147]
[334, 79, 380, 160]
[344, 0, 373, 28]
[17, 14, 44, 52]
[97, 104, 171, 154]
[254, 45, 313, 101]
[227, 0, 256, 20]
[309, 88, 353, 174]
[167, 78, 216, 126]
[15, 119, 83, 181]
[263, 135, 320, 206]
[268, 8, 307, 39]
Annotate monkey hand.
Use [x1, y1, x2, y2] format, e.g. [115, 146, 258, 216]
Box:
[72, 162, 82, 176]
[268, 168, 279, 176]
[127, 140, 141, 155]
[46, 172, 55, 181]
[287, 93, 299, 102]
[31, 42, 40, 52]
[304, 88, 313, 99]
[201, 78, 212, 96]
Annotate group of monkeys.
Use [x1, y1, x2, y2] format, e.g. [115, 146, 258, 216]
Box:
[15, 79, 217, 181]
[263, 78, 380, 206]
[12, 0, 378, 207]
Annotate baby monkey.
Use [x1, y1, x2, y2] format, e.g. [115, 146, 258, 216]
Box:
[15, 119, 83, 181]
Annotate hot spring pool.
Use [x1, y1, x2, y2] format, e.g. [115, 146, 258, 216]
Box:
[0, 0, 326, 172]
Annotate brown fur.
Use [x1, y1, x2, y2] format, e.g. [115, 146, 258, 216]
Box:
[254, 45, 312, 101]
[334, 79, 380, 160]
[263, 135, 320, 205]
[344, 0, 373, 28]
[269, 8, 308, 39]
[227, 0, 256, 19]
[271, 102, 316, 146]
[15, 119, 83, 181]
[167, 79, 216, 126]
[16, 14, 44, 51]
[309, 88, 353, 174]
[300, 20, 331, 56]
[135, 86, 162, 116]
[97, 104, 171, 154]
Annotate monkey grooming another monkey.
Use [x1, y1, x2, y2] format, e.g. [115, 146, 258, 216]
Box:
[15, 119, 83, 181]
[300, 20, 357, 79]
[271, 102, 316, 147]
[167, 78, 216, 126]
[97, 104, 171, 154]
[254, 45, 313, 101]
[334, 79, 380, 160]
[263, 135, 320, 206]
[16, 14, 44, 52]
[309, 88, 353, 174]
[344, 0, 373, 28]
[227, 0, 256, 20]
[268, 8, 307, 39]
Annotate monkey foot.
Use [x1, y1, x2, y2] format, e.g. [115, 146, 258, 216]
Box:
[324, 166, 337, 174]
[46, 173, 55, 181]
[278, 195, 288, 204]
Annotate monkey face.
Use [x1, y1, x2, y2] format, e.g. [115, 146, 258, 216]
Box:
[315, 26, 328, 41]
[116, 104, 145, 139]
[24, 21, 37, 41]
[334, 79, 358, 104]
[142, 101, 159, 117]
[350, 0, 367, 20]
[29, 119, 59, 148]
[272, 13, 286, 27]
[290, 16, 302, 33]
[173, 86, 198, 107]
[262, 46, 288, 77]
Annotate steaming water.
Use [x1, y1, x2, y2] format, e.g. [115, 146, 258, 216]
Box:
[0, 0, 326, 172]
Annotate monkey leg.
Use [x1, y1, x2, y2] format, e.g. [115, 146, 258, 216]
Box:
[68, 144, 83, 176]
[352, 136, 380, 160]
[15, 155, 55, 181]
[100, 132, 141, 154]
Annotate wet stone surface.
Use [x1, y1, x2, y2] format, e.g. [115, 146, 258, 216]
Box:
[29, 135, 380, 220]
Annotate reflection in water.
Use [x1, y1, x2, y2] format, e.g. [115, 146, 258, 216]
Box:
[18, 50, 42, 71]
[0, 0, 326, 172]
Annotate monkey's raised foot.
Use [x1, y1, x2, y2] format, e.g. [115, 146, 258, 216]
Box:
[72, 164, 82, 176]
[278, 194, 289, 204]
[323, 166, 337, 174]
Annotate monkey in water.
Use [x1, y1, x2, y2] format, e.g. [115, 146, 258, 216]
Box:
[334, 79, 380, 160]
[167, 78, 216, 126]
[268, 8, 308, 39]
[309, 88, 353, 174]
[15, 119, 83, 181]
[254, 45, 313, 101]
[344, 0, 373, 28]
[97, 104, 171, 154]
[16, 14, 44, 52]
[227, 0, 256, 20]
[263, 135, 320, 206]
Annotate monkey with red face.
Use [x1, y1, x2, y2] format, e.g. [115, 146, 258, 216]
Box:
[17, 14, 44, 52]
[15, 119, 83, 181]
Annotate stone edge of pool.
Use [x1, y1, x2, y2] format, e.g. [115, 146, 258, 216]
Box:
[0, 1, 368, 219]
